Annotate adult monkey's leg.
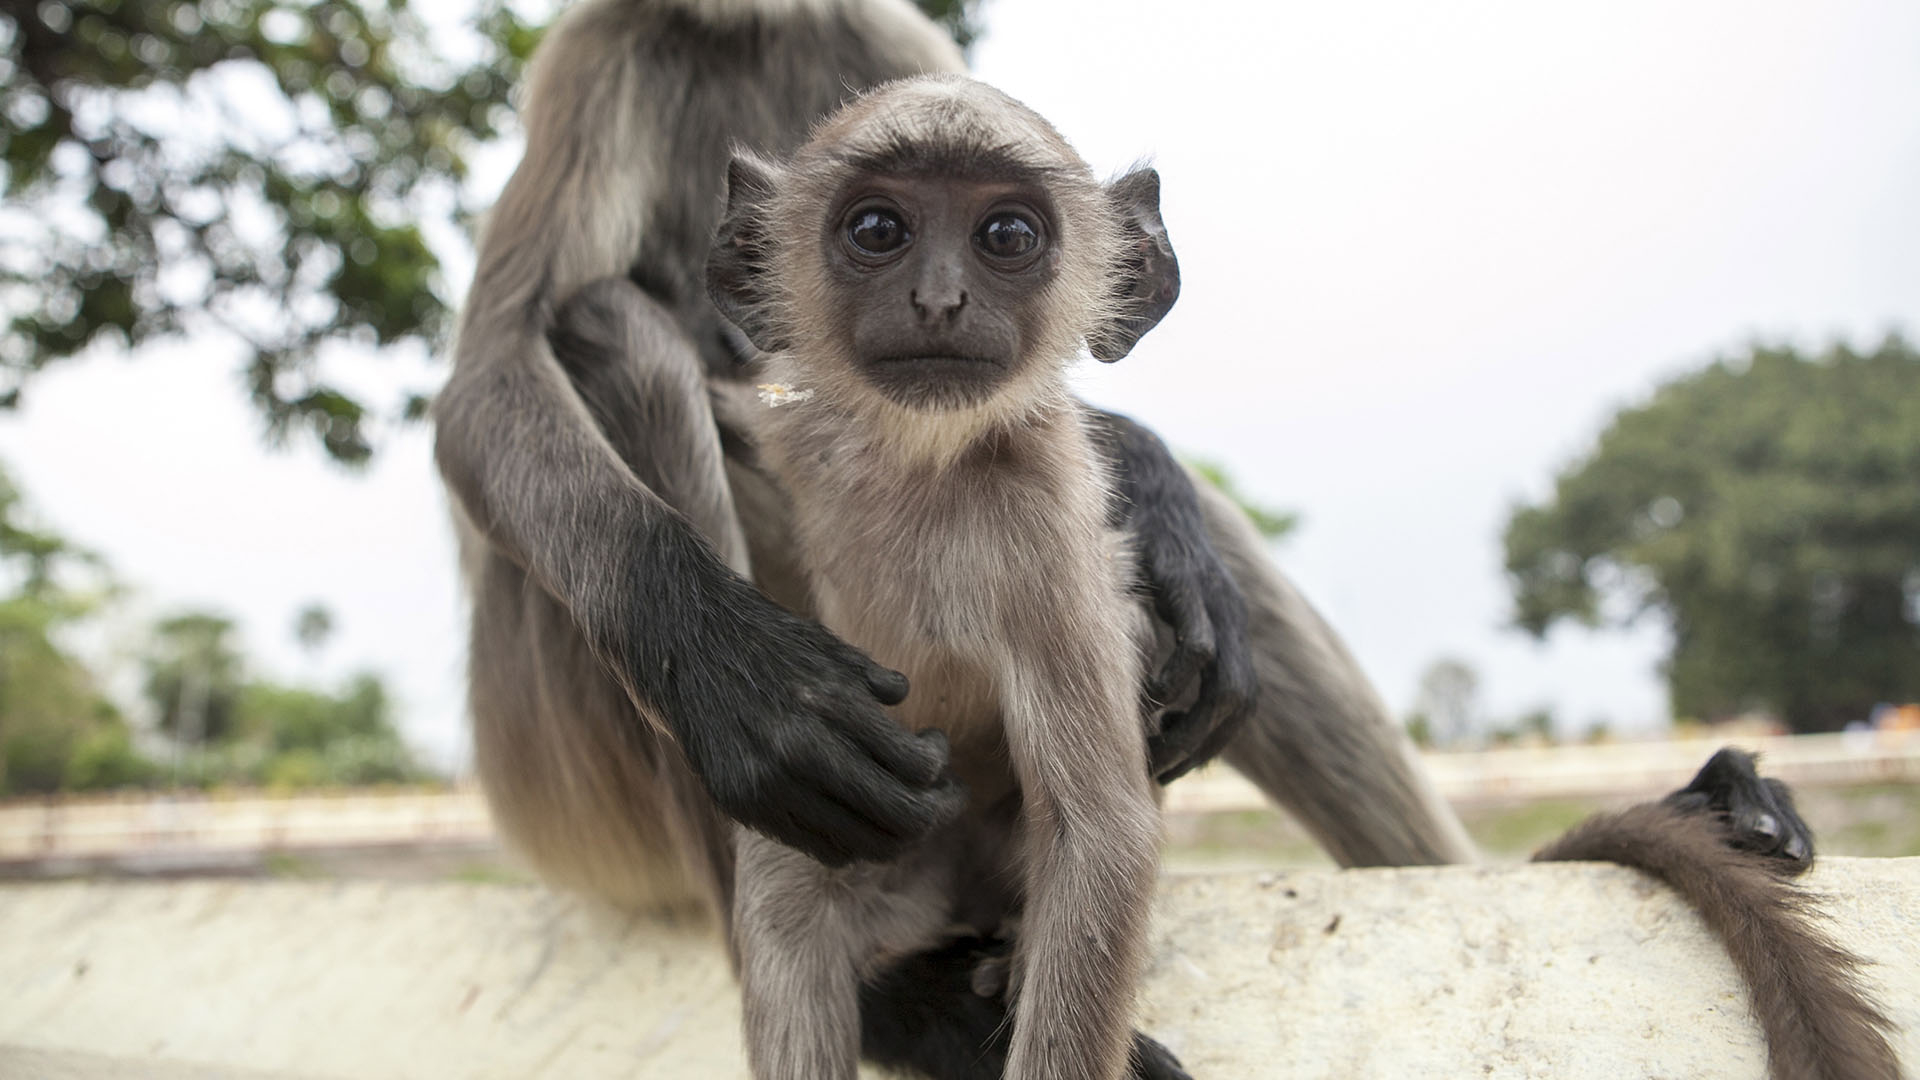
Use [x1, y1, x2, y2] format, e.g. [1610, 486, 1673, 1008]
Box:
[1191, 474, 1478, 866]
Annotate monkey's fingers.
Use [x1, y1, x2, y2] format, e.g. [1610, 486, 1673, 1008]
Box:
[1146, 586, 1215, 703]
[1174, 692, 1250, 785]
[1148, 642, 1207, 707]
[1661, 747, 1815, 874]
[1734, 776, 1813, 870]
[863, 662, 911, 706]
[770, 785, 920, 868]
[1127, 1032, 1194, 1080]
[837, 709, 953, 790]
[789, 774, 965, 865]
[807, 729, 967, 840]
[1157, 614, 1257, 782]
[1147, 699, 1215, 782]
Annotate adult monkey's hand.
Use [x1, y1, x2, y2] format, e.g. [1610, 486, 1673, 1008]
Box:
[618, 527, 967, 866]
[1088, 409, 1258, 783]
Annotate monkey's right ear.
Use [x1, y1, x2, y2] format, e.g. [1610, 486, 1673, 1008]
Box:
[706, 154, 788, 354]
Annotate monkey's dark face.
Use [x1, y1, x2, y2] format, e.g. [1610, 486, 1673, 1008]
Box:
[817, 174, 1062, 411]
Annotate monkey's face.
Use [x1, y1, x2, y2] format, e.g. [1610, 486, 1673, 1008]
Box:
[706, 78, 1181, 419]
[814, 174, 1065, 412]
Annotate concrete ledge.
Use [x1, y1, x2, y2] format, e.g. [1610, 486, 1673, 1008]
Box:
[2, 860, 1915, 1079]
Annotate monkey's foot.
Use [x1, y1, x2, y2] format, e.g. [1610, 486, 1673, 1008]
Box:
[1662, 747, 1813, 873]
[861, 935, 1195, 1079]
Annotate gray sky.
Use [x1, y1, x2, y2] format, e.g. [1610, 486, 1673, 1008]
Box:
[4, 0, 1917, 767]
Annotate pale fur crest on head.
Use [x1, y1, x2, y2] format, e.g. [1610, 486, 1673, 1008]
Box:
[743, 76, 1133, 466]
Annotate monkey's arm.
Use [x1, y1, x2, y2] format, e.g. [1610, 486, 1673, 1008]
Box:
[433, 14, 960, 868]
[1088, 408, 1258, 782]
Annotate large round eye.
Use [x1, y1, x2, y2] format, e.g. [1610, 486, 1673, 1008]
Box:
[848, 208, 908, 255]
[976, 213, 1041, 261]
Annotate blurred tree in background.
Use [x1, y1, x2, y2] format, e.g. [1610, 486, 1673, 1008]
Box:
[0, 0, 981, 464]
[1187, 458, 1299, 542]
[177, 668, 426, 789]
[139, 608, 430, 789]
[1, 461, 428, 794]
[0, 463, 150, 793]
[1404, 656, 1480, 748]
[144, 610, 245, 741]
[1, 0, 538, 461]
[292, 601, 333, 655]
[1505, 337, 1920, 733]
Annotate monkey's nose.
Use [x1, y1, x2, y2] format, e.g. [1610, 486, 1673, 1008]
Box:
[910, 288, 968, 324]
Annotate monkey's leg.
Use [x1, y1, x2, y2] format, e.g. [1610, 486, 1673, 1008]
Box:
[1189, 474, 1479, 866]
[997, 670, 1161, 1079]
[734, 831, 962, 1080]
[733, 834, 862, 1079]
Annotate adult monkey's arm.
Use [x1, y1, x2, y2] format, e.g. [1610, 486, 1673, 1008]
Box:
[1088, 409, 1257, 782]
[433, 1, 963, 868]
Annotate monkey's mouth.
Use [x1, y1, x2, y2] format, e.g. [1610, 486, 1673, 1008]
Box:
[873, 355, 1004, 370]
[863, 355, 1011, 410]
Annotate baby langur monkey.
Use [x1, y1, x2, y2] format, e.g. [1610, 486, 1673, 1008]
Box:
[704, 76, 1180, 1080]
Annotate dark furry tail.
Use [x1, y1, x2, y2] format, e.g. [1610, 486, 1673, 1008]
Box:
[1536, 803, 1899, 1080]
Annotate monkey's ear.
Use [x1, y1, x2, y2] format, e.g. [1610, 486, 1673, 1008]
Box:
[1088, 167, 1180, 362]
[706, 154, 788, 354]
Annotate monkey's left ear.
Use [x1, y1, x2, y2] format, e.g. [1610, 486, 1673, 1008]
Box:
[706, 153, 789, 354]
[1088, 167, 1180, 362]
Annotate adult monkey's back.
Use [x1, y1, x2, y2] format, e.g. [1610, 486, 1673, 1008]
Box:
[434, 0, 1471, 914]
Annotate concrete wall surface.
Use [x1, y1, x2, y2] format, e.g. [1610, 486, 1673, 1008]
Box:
[1, 859, 1914, 1079]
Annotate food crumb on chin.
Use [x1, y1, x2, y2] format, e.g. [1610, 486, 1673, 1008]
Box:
[757, 383, 816, 407]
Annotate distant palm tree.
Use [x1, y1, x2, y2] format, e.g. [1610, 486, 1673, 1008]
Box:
[293, 604, 335, 659]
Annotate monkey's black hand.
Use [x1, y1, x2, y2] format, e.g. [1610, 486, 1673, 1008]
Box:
[1662, 747, 1814, 874]
[1128, 1033, 1195, 1080]
[1088, 409, 1257, 784]
[627, 534, 966, 867]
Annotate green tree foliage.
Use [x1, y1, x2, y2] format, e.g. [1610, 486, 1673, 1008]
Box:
[1, 0, 982, 463]
[142, 607, 430, 787]
[2, 462, 429, 792]
[230, 672, 423, 787]
[0, 464, 150, 794]
[912, 0, 983, 52]
[0, 0, 537, 461]
[1504, 337, 1920, 732]
[143, 611, 245, 741]
[1405, 656, 1480, 748]
[1187, 458, 1300, 541]
[292, 601, 333, 655]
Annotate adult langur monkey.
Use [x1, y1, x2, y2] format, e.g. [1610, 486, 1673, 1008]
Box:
[436, 0, 1466, 913]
